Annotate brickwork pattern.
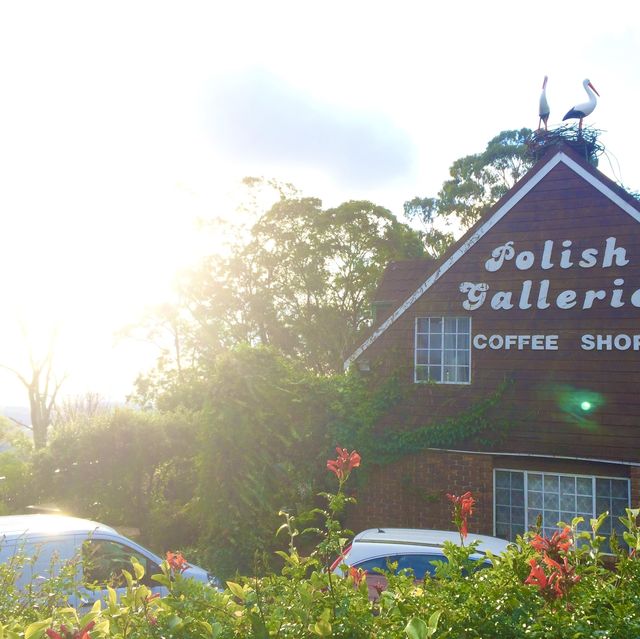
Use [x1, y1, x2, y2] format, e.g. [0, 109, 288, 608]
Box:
[347, 450, 494, 536]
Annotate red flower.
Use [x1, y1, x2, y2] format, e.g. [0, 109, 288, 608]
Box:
[524, 533, 580, 602]
[530, 526, 572, 559]
[348, 565, 366, 587]
[447, 491, 475, 539]
[166, 550, 190, 573]
[524, 558, 549, 591]
[327, 447, 361, 482]
[46, 622, 96, 639]
[543, 554, 580, 597]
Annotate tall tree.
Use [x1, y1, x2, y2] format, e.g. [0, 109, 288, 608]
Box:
[405, 129, 534, 230]
[180, 197, 425, 375]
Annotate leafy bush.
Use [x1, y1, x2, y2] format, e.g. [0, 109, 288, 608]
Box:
[2, 448, 640, 638]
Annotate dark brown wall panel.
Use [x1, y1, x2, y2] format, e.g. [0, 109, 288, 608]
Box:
[361, 162, 640, 463]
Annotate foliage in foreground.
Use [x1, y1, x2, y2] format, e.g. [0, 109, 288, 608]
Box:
[2, 449, 640, 638]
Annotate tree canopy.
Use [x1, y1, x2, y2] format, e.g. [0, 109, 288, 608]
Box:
[133, 189, 426, 403]
[405, 128, 534, 230]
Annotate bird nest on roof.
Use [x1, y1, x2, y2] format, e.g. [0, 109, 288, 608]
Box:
[527, 125, 604, 166]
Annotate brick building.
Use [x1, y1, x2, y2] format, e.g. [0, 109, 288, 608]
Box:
[344, 143, 640, 547]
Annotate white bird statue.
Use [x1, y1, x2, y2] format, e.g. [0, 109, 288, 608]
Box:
[563, 78, 600, 131]
[538, 76, 550, 130]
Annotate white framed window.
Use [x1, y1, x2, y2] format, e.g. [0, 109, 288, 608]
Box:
[415, 317, 471, 384]
[494, 469, 630, 552]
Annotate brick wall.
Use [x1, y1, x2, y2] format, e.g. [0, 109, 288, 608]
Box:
[347, 450, 494, 536]
[347, 451, 637, 538]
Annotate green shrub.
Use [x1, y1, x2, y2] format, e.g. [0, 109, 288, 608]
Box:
[2, 447, 640, 638]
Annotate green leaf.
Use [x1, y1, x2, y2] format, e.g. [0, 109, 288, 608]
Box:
[151, 573, 172, 588]
[122, 569, 134, 590]
[309, 620, 332, 637]
[590, 511, 609, 534]
[166, 615, 184, 631]
[428, 610, 442, 634]
[226, 581, 246, 601]
[24, 621, 51, 639]
[131, 556, 145, 581]
[405, 617, 429, 639]
[250, 612, 269, 639]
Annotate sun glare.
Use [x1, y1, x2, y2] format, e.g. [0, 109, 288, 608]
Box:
[0, 178, 232, 407]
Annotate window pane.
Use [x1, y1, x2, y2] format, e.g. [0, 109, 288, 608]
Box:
[560, 493, 576, 511]
[528, 509, 542, 525]
[596, 479, 611, 498]
[612, 479, 628, 499]
[544, 475, 559, 493]
[496, 506, 511, 523]
[416, 319, 429, 333]
[528, 492, 542, 508]
[544, 493, 559, 510]
[577, 495, 592, 512]
[511, 490, 524, 507]
[495, 471, 510, 489]
[560, 476, 575, 494]
[497, 470, 628, 551]
[528, 474, 542, 491]
[576, 477, 592, 495]
[496, 522, 510, 538]
[415, 366, 429, 381]
[612, 498, 628, 516]
[443, 366, 456, 382]
[415, 317, 470, 385]
[596, 498, 609, 515]
[443, 349, 456, 366]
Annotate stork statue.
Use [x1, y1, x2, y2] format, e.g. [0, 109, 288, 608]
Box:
[563, 79, 600, 131]
[538, 76, 550, 130]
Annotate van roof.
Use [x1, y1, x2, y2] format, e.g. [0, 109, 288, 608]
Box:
[353, 528, 510, 555]
[0, 514, 117, 538]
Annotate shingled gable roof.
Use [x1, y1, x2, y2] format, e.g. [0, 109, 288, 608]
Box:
[373, 258, 435, 305]
[343, 143, 640, 371]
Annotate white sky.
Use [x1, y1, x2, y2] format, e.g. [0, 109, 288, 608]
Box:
[0, 0, 639, 407]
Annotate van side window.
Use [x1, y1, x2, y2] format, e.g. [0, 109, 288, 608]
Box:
[82, 540, 159, 588]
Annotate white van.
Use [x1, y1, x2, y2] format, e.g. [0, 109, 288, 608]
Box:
[0, 514, 212, 608]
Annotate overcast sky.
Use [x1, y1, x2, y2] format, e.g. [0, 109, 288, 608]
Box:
[1, 1, 639, 407]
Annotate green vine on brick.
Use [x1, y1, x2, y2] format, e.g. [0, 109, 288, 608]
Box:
[370, 379, 513, 465]
[330, 372, 513, 469]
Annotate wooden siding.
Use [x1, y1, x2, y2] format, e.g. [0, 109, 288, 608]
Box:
[359, 159, 640, 464]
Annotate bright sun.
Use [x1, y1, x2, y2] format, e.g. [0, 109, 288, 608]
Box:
[0, 179, 231, 407]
